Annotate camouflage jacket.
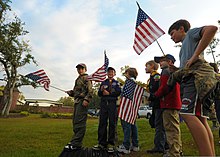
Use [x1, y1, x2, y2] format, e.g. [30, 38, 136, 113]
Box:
[167, 59, 219, 102]
[69, 73, 93, 103]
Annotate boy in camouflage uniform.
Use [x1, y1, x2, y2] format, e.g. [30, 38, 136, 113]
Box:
[168, 19, 218, 156]
[65, 63, 93, 150]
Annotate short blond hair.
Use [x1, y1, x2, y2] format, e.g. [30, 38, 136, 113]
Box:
[145, 60, 159, 70]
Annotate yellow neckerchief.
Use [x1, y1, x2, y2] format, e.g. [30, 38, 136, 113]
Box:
[150, 70, 159, 77]
[146, 70, 159, 92]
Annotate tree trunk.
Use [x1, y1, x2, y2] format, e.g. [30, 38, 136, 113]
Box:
[1, 81, 16, 116]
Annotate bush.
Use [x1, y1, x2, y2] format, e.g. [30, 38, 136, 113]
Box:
[20, 111, 29, 116]
[41, 112, 72, 119]
[41, 112, 50, 118]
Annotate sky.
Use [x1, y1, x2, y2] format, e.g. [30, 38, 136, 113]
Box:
[1, 0, 220, 101]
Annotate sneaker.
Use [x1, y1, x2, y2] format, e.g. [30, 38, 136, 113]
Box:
[107, 144, 115, 153]
[163, 152, 170, 157]
[64, 143, 81, 150]
[146, 148, 164, 154]
[93, 144, 106, 150]
[117, 144, 130, 154]
[130, 145, 139, 152]
[180, 151, 184, 156]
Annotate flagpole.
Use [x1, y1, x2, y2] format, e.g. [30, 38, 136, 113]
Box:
[134, 2, 166, 56]
[50, 85, 66, 92]
[22, 73, 66, 92]
[136, 1, 140, 8]
[156, 40, 165, 56]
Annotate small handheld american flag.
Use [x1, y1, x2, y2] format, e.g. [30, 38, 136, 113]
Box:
[87, 52, 109, 82]
[25, 69, 50, 91]
[118, 79, 144, 124]
[133, 3, 165, 55]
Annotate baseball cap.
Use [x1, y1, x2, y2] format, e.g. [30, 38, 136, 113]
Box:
[76, 63, 87, 70]
[107, 67, 116, 72]
[154, 54, 176, 63]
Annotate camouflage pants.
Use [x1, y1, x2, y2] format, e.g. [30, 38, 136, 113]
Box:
[71, 100, 88, 147]
[163, 109, 182, 157]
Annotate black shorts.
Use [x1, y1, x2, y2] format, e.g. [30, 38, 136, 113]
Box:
[180, 76, 209, 117]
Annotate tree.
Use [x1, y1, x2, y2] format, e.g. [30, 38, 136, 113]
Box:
[206, 38, 220, 65]
[58, 96, 74, 107]
[206, 20, 220, 66]
[88, 82, 101, 109]
[118, 65, 146, 88]
[0, 0, 36, 116]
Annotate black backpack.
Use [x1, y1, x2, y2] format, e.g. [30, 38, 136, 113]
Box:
[59, 147, 121, 157]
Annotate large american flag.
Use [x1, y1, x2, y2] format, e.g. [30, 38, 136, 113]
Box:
[133, 7, 165, 55]
[118, 79, 144, 124]
[87, 53, 109, 82]
[25, 69, 50, 91]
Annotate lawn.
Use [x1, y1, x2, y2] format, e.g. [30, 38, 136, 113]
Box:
[0, 114, 219, 157]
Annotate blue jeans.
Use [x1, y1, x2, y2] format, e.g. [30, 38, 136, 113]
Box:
[121, 120, 138, 149]
[154, 108, 166, 151]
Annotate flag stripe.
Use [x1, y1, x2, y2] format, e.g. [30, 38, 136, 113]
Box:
[87, 53, 109, 82]
[25, 69, 50, 91]
[133, 7, 165, 55]
[118, 79, 144, 124]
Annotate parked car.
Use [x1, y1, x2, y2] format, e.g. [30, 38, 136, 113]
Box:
[137, 106, 152, 119]
[88, 109, 99, 117]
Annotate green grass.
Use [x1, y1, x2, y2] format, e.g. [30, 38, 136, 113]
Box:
[0, 114, 219, 157]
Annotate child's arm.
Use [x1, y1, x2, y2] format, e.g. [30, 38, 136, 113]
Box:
[186, 25, 218, 67]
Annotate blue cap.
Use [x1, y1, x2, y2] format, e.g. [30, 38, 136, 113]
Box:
[154, 54, 176, 63]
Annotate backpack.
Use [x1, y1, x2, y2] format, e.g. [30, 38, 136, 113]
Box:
[59, 147, 121, 157]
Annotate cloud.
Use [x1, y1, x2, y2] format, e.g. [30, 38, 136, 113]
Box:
[8, 0, 220, 101]
[12, 0, 129, 100]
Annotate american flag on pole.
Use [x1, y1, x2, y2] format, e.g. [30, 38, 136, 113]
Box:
[25, 69, 50, 91]
[118, 79, 144, 124]
[87, 52, 109, 82]
[133, 4, 165, 55]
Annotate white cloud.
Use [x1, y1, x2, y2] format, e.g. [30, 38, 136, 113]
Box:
[7, 0, 220, 101]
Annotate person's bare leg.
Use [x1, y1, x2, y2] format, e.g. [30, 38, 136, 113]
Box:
[181, 114, 214, 156]
[198, 116, 215, 156]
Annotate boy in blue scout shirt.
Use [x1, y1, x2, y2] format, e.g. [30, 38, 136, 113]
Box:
[93, 67, 121, 152]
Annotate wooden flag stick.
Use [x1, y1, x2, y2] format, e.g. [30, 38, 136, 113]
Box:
[50, 85, 66, 92]
[156, 40, 165, 56]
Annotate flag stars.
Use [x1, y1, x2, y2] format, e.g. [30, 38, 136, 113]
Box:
[122, 79, 136, 100]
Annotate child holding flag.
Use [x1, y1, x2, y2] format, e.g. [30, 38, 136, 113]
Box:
[93, 67, 121, 152]
[117, 68, 143, 154]
[64, 63, 93, 150]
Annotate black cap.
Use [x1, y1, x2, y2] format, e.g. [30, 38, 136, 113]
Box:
[76, 63, 87, 70]
[107, 67, 115, 72]
[154, 54, 176, 63]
